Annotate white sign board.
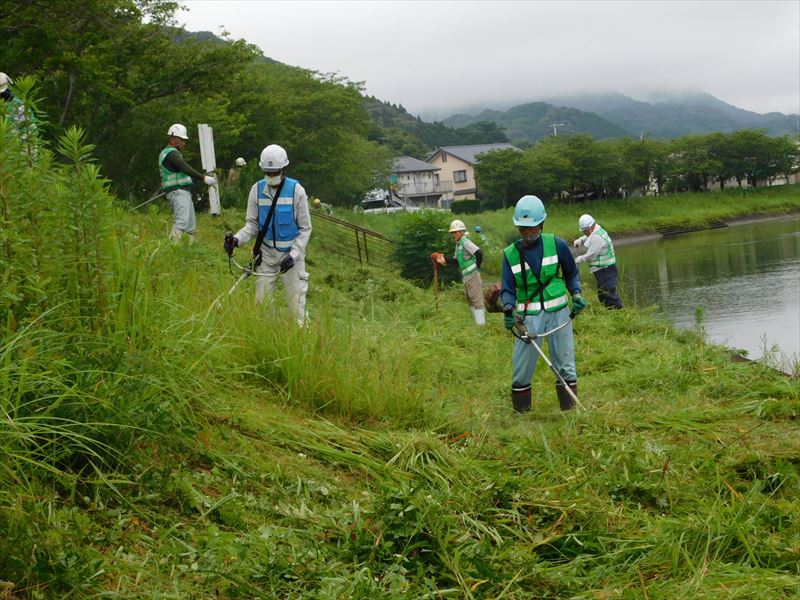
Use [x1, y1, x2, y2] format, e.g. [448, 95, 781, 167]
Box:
[198, 123, 221, 215]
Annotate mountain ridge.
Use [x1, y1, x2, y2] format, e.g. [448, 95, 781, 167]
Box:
[441, 92, 799, 140]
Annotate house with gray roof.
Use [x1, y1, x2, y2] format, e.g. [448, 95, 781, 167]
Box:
[426, 143, 520, 203]
[390, 156, 452, 208]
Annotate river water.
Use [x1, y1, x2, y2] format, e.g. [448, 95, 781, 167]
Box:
[613, 215, 800, 371]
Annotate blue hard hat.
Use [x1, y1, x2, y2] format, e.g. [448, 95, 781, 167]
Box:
[474, 225, 482, 233]
[513, 195, 547, 227]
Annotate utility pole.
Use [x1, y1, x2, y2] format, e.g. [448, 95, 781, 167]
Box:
[550, 122, 565, 136]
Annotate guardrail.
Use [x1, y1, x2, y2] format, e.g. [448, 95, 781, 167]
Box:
[310, 210, 397, 269]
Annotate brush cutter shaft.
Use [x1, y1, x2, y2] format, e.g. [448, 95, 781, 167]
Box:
[512, 316, 583, 409]
[131, 190, 166, 211]
[228, 270, 251, 295]
[230, 256, 271, 278]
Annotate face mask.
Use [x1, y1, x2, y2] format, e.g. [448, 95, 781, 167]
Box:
[521, 232, 540, 246]
[265, 174, 282, 186]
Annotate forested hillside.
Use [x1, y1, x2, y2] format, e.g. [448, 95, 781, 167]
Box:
[364, 96, 509, 158]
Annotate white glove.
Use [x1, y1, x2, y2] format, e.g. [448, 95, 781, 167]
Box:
[204, 175, 217, 186]
[575, 255, 585, 264]
[573, 238, 582, 248]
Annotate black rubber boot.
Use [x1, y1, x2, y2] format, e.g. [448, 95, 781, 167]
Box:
[512, 385, 532, 414]
[556, 381, 578, 411]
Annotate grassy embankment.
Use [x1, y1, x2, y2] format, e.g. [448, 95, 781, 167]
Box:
[1, 151, 799, 599]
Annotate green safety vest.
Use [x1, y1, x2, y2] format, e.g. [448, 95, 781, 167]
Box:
[589, 225, 616, 269]
[503, 233, 568, 314]
[159, 147, 193, 191]
[456, 236, 478, 278]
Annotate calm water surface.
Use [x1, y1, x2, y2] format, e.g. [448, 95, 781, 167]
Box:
[614, 216, 800, 369]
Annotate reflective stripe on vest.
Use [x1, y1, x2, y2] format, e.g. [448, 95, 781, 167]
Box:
[257, 177, 299, 252]
[159, 147, 193, 190]
[456, 237, 478, 277]
[589, 226, 616, 269]
[503, 233, 569, 314]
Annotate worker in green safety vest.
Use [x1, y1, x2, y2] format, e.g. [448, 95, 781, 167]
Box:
[432, 219, 486, 325]
[573, 213, 623, 309]
[159, 123, 217, 242]
[501, 195, 588, 413]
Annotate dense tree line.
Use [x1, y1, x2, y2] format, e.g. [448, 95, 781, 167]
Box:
[1, 0, 390, 206]
[474, 131, 800, 207]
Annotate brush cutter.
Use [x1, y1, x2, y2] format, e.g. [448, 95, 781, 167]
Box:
[512, 312, 584, 411]
[211, 254, 274, 310]
[132, 172, 217, 211]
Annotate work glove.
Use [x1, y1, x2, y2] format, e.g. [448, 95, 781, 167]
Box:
[575, 255, 586, 264]
[503, 304, 515, 331]
[571, 294, 588, 316]
[573, 238, 583, 248]
[204, 175, 217, 186]
[223, 231, 238, 256]
[279, 254, 295, 274]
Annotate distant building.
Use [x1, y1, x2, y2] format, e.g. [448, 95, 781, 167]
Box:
[427, 143, 520, 205]
[391, 156, 451, 209]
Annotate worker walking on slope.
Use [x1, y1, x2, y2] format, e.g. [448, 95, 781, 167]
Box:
[433, 219, 486, 325]
[573, 214, 623, 309]
[312, 198, 333, 215]
[226, 156, 247, 187]
[501, 196, 588, 413]
[223, 144, 312, 327]
[159, 123, 217, 241]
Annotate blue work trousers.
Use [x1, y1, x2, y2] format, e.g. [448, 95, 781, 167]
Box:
[512, 306, 576, 387]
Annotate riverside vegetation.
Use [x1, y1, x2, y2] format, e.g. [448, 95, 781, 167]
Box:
[1, 127, 799, 598]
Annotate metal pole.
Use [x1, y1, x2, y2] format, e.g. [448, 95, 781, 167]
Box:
[355, 230, 363, 265]
[432, 260, 439, 309]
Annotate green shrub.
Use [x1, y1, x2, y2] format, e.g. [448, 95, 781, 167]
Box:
[450, 198, 481, 214]
[393, 210, 451, 284]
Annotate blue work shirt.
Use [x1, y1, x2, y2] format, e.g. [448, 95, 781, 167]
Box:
[501, 235, 581, 309]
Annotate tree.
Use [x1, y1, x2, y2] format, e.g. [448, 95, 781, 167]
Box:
[473, 149, 529, 208]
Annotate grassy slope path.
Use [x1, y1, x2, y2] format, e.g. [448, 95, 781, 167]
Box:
[2, 186, 798, 598]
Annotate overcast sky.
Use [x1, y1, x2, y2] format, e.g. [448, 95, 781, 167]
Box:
[180, 1, 799, 118]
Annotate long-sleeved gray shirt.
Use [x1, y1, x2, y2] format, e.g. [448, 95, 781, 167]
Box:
[575, 223, 611, 272]
[234, 178, 312, 262]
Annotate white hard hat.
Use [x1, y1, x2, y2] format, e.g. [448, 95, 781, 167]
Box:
[578, 214, 595, 230]
[167, 123, 189, 140]
[449, 219, 467, 232]
[235, 157, 246, 167]
[259, 144, 289, 172]
[0, 72, 13, 93]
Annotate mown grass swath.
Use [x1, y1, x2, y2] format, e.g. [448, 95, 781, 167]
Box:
[1, 114, 798, 596]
